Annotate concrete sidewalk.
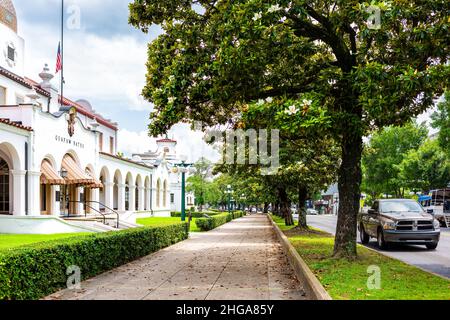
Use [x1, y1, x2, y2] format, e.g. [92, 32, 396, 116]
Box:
[46, 214, 309, 300]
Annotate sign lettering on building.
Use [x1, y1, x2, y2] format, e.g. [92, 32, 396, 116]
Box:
[55, 135, 85, 149]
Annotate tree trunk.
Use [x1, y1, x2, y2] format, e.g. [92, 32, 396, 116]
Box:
[273, 202, 280, 216]
[279, 187, 294, 226]
[298, 186, 308, 229]
[263, 202, 269, 214]
[333, 130, 363, 258]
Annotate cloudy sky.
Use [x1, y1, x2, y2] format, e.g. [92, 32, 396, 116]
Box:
[14, 0, 219, 162]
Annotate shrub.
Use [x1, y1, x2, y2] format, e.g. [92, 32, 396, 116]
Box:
[170, 211, 221, 218]
[195, 211, 245, 231]
[0, 223, 188, 300]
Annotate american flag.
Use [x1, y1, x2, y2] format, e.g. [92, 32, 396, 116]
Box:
[56, 42, 62, 74]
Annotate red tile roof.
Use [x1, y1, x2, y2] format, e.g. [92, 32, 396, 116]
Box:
[0, 118, 33, 131]
[59, 96, 118, 131]
[0, 67, 50, 97]
[99, 152, 155, 169]
[1, 67, 118, 131]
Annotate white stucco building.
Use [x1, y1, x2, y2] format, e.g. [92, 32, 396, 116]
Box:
[133, 137, 196, 213]
[0, 0, 173, 233]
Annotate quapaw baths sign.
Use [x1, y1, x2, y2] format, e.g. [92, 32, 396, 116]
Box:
[55, 135, 85, 149]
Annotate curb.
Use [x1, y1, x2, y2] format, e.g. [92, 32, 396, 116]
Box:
[267, 215, 332, 300]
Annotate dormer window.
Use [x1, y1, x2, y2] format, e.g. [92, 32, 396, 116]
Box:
[7, 46, 15, 62]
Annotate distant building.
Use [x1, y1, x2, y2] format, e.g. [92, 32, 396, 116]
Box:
[133, 138, 196, 213]
[320, 184, 339, 215]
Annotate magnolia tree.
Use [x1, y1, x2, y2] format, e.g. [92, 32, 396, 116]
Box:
[129, 1, 449, 258]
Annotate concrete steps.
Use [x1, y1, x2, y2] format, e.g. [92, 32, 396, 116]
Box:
[64, 219, 118, 232]
[63, 213, 142, 231]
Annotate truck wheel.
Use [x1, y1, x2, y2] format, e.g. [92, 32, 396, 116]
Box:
[426, 243, 438, 250]
[360, 225, 370, 244]
[377, 229, 389, 250]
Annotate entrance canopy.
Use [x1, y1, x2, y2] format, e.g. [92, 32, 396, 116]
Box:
[86, 168, 103, 189]
[40, 160, 65, 185]
[62, 156, 96, 186]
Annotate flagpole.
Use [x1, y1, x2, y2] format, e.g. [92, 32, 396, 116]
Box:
[60, 0, 64, 107]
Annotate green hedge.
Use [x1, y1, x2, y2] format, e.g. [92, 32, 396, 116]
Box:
[170, 211, 221, 218]
[195, 211, 245, 231]
[0, 223, 188, 300]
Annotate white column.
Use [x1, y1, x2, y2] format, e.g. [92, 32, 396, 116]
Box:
[51, 185, 60, 216]
[104, 182, 114, 209]
[26, 171, 41, 216]
[118, 184, 126, 212]
[76, 187, 84, 215]
[145, 188, 151, 211]
[128, 185, 136, 212]
[91, 188, 100, 212]
[11, 170, 26, 216]
[138, 187, 145, 211]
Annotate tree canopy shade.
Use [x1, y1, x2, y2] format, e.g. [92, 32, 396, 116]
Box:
[399, 139, 450, 194]
[431, 92, 450, 157]
[129, 0, 450, 258]
[362, 122, 428, 198]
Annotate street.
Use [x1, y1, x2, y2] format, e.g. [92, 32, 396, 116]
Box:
[299, 215, 450, 279]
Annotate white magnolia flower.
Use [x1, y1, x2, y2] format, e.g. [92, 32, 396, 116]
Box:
[285, 105, 298, 115]
[279, 16, 287, 22]
[268, 4, 282, 13]
[253, 12, 263, 21]
[265, 97, 273, 103]
[257, 99, 265, 106]
[168, 97, 176, 104]
[302, 99, 313, 106]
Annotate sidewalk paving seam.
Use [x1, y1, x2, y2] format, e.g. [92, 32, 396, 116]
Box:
[140, 232, 232, 300]
[204, 230, 247, 300]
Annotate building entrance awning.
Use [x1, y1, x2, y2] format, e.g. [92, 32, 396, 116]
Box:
[62, 156, 95, 185]
[86, 169, 103, 189]
[40, 161, 65, 185]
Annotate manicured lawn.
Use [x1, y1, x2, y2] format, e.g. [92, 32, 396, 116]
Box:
[137, 217, 201, 232]
[0, 233, 90, 251]
[271, 215, 450, 300]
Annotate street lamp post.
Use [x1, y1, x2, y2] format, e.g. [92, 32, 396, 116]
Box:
[172, 155, 194, 222]
[240, 194, 246, 211]
[226, 185, 233, 214]
[60, 168, 68, 216]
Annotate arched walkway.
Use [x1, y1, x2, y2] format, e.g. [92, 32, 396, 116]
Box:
[0, 142, 22, 215]
[144, 176, 150, 211]
[113, 170, 123, 211]
[125, 172, 134, 212]
[156, 179, 161, 208]
[0, 157, 10, 214]
[163, 180, 168, 208]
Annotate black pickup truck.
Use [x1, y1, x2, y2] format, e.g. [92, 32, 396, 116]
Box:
[358, 199, 441, 250]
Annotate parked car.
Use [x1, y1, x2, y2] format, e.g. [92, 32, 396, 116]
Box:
[306, 208, 318, 215]
[358, 199, 441, 250]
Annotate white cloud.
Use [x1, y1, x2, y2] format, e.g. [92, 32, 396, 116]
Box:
[21, 20, 150, 112]
[117, 129, 157, 155]
[117, 124, 221, 163]
[171, 123, 221, 163]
